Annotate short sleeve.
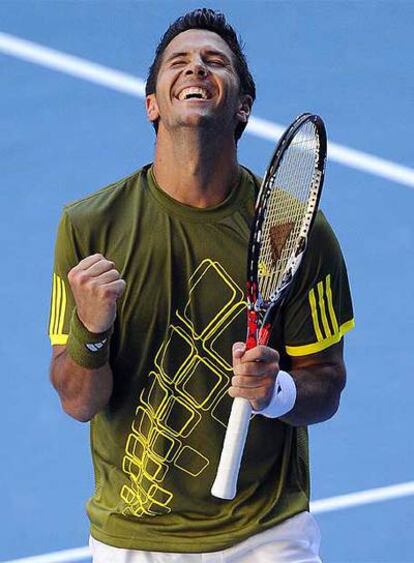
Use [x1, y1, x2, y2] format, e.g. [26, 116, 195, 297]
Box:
[282, 211, 355, 357]
[47, 210, 81, 345]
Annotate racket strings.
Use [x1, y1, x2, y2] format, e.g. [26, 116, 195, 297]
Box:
[259, 122, 320, 301]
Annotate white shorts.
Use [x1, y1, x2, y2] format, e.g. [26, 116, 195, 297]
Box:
[89, 511, 321, 562]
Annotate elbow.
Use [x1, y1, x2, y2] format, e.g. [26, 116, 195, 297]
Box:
[61, 400, 96, 423]
[325, 391, 341, 421]
[324, 374, 346, 421]
[325, 363, 346, 420]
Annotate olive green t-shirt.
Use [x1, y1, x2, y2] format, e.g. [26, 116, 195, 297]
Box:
[48, 165, 354, 552]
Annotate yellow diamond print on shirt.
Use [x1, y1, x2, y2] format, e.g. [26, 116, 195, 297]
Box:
[120, 259, 246, 517]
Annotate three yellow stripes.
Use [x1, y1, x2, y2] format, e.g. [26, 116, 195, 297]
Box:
[49, 273, 67, 337]
[309, 274, 338, 342]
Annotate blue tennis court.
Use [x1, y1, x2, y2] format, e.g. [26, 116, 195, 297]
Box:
[1, 1, 413, 562]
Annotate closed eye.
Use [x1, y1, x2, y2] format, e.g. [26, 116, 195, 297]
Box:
[207, 58, 227, 67]
[170, 59, 187, 67]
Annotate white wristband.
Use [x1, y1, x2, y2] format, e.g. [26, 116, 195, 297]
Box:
[253, 370, 297, 419]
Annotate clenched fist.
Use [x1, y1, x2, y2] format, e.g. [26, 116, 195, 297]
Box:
[68, 254, 126, 333]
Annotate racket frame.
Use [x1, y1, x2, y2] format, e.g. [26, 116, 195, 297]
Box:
[246, 113, 327, 349]
[211, 113, 327, 500]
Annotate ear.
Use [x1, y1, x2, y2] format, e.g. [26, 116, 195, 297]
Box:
[146, 94, 160, 122]
[236, 95, 253, 124]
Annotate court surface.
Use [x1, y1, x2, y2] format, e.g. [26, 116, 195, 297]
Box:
[1, 1, 413, 562]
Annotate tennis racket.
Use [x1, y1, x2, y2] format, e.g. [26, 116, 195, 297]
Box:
[211, 112, 327, 500]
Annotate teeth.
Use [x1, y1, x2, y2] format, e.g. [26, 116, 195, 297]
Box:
[178, 87, 209, 101]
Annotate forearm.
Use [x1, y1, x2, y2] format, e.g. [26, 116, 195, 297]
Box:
[280, 362, 346, 427]
[50, 348, 113, 422]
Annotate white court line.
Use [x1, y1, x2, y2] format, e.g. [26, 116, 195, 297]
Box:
[247, 117, 414, 189]
[1, 31, 414, 189]
[0, 32, 145, 97]
[1, 547, 91, 563]
[310, 480, 414, 514]
[3, 483, 414, 563]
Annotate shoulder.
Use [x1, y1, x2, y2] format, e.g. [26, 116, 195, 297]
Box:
[292, 209, 349, 294]
[307, 210, 343, 260]
[240, 165, 262, 194]
[63, 164, 151, 228]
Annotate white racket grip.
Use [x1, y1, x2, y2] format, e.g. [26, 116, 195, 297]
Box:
[211, 397, 252, 500]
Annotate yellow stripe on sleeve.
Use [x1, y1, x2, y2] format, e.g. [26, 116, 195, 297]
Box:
[49, 273, 69, 344]
[53, 275, 62, 335]
[326, 274, 339, 334]
[49, 273, 58, 336]
[308, 288, 323, 342]
[317, 280, 332, 338]
[50, 334, 69, 345]
[286, 319, 355, 356]
[58, 277, 67, 335]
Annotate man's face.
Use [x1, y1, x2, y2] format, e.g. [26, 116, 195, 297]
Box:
[146, 29, 251, 136]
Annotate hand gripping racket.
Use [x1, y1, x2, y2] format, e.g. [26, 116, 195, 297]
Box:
[211, 113, 327, 500]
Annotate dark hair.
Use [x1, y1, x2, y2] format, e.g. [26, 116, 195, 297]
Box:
[145, 8, 256, 141]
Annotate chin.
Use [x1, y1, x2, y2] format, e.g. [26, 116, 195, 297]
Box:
[176, 112, 222, 130]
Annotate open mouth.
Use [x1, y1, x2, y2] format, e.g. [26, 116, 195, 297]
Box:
[177, 86, 212, 101]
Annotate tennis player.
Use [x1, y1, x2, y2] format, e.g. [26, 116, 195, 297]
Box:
[49, 9, 354, 562]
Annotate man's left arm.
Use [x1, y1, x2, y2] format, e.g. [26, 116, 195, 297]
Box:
[230, 339, 346, 426]
[280, 340, 346, 426]
[230, 212, 354, 424]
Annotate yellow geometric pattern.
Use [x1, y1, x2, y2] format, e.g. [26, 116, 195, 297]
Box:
[120, 259, 246, 517]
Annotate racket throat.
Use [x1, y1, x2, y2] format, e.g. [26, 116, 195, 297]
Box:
[258, 323, 272, 345]
[246, 305, 271, 349]
[246, 280, 271, 349]
[246, 306, 259, 349]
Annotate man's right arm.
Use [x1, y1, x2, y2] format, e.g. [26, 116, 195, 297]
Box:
[49, 253, 126, 422]
[50, 345, 113, 422]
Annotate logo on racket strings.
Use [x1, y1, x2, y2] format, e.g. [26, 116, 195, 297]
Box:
[258, 261, 271, 277]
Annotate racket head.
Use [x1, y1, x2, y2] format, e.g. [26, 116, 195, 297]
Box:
[247, 113, 327, 324]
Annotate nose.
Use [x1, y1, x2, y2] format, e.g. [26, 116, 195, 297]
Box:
[185, 58, 208, 78]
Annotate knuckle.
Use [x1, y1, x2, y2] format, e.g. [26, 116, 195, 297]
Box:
[243, 362, 253, 374]
[90, 279, 102, 292]
[233, 365, 241, 376]
[70, 271, 86, 288]
[101, 286, 115, 299]
[239, 366, 249, 377]
[77, 271, 89, 285]
[116, 280, 127, 294]
[256, 364, 265, 376]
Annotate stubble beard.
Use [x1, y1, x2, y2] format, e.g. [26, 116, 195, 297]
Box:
[170, 107, 237, 145]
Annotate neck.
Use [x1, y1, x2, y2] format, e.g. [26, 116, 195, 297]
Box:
[152, 126, 240, 208]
